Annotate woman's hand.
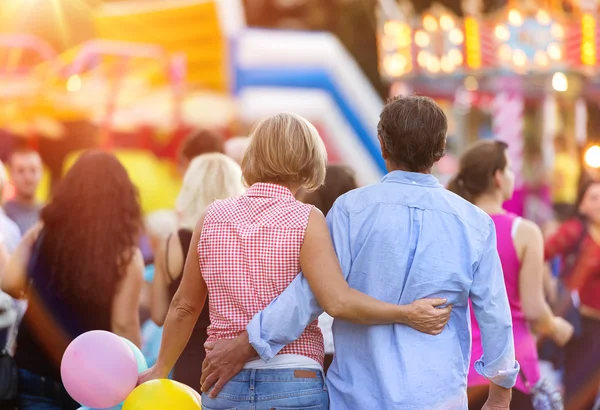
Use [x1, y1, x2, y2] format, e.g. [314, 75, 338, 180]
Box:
[402, 298, 452, 335]
[551, 316, 574, 347]
[137, 365, 168, 386]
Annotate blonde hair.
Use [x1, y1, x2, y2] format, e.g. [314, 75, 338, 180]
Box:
[242, 113, 327, 191]
[176, 153, 245, 230]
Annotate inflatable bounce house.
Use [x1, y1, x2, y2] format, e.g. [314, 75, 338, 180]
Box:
[0, 0, 385, 212]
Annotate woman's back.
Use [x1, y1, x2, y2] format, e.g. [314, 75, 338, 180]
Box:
[469, 213, 539, 392]
[199, 183, 324, 365]
[15, 237, 114, 381]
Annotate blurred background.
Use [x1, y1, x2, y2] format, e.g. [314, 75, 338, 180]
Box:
[0, 0, 594, 221]
[2, 1, 600, 409]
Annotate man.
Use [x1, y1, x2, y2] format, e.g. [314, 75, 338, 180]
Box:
[0, 160, 21, 254]
[177, 129, 225, 175]
[201, 96, 519, 409]
[4, 150, 43, 235]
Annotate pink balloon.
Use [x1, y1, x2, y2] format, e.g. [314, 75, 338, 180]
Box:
[61, 331, 138, 409]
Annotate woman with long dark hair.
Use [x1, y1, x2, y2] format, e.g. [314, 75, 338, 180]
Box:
[2, 150, 144, 410]
[544, 174, 600, 409]
[448, 140, 573, 410]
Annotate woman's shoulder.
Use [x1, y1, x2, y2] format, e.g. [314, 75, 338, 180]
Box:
[514, 217, 543, 242]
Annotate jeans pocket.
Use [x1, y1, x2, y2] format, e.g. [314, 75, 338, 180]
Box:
[270, 406, 324, 410]
[202, 406, 237, 410]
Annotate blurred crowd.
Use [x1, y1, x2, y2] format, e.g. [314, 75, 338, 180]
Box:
[0, 114, 598, 410]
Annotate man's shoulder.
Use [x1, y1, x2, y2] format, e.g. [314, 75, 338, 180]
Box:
[435, 189, 492, 234]
[332, 184, 380, 213]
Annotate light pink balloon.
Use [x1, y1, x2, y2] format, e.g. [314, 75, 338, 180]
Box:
[61, 330, 138, 409]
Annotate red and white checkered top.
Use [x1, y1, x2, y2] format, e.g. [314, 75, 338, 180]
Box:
[199, 183, 324, 365]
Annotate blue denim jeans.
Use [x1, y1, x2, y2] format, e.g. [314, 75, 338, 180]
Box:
[201, 369, 329, 410]
[17, 369, 79, 410]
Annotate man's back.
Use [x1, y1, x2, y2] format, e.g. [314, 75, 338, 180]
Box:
[326, 171, 500, 409]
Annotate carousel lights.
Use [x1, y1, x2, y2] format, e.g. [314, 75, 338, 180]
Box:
[384, 21, 404, 37]
[534, 50, 549, 67]
[508, 9, 523, 27]
[67, 75, 82, 93]
[495, 24, 510, 41]
[427, 55, 441, 73]
[417, 51, 430, 67]
[423, 15, 439, 32]
[448, 48, 464, 65]
[440, 55, 454, 73]
[584, 145, 600, 168]
[449, 28, 464, 45]
[464, 17, 481, 69]
[512, 49, 527, 67]
[440, 15, 455, 31]
[552, 72, 568, 92]
[536, 10, 551, 26]
[383, 54, 410, 77]
[547, 43, 562, 60]
[581, 13, 596, 66]
[414, 30, 430, 47]
[550, 23, 564, 39]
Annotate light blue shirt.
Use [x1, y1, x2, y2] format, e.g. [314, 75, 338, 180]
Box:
[247, 171, 519, 410]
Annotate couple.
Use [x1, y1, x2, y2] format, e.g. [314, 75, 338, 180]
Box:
[141, 96, 519, 409]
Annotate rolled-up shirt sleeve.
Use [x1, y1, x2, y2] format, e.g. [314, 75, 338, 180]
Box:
[470, 218, 520, 389]
[247, 199, 351, 361]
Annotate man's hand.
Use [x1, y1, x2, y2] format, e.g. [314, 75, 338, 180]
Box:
[482, 401, 510, 410]
[201, 331, 256, 398]
[482, 385, 511, 409]
[402, 298, 452, 335]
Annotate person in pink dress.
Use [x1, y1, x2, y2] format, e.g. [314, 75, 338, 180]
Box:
[449, 140, 574, 409]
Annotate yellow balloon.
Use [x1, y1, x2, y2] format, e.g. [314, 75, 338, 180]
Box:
[123, 379, 201, 410]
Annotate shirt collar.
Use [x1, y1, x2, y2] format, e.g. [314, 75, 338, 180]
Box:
[382, 170, 443, 188]
[245, 183, 296, 199]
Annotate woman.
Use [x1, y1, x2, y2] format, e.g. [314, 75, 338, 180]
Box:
[545, 175, 600, 409]
[296, 164, 358, 372]
[448, 140, 573, 410]
[2, 151, 144, 410]
[140, 113, 451, 409]
[151, 153, 245, 391]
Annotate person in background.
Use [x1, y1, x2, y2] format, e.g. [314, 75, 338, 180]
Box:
[296, 164, 359, 372]
[448, 140, 574, 410]
[140, 111, 453, 410]
[150, 153, 245, 392]
[4, 149, 43, 235]
[0, 160, 23, 410]
[544, 175, 600, 409]
[551, 135, 581, 223]
[0, 161, 21, 254]
[2, 151, 145, 410]
[200, 98, 519, 409]
[142, 210, 178, 324]
[177, 129, 225, 175]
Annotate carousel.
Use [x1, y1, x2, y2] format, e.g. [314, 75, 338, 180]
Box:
[377, 0, 600, 220]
